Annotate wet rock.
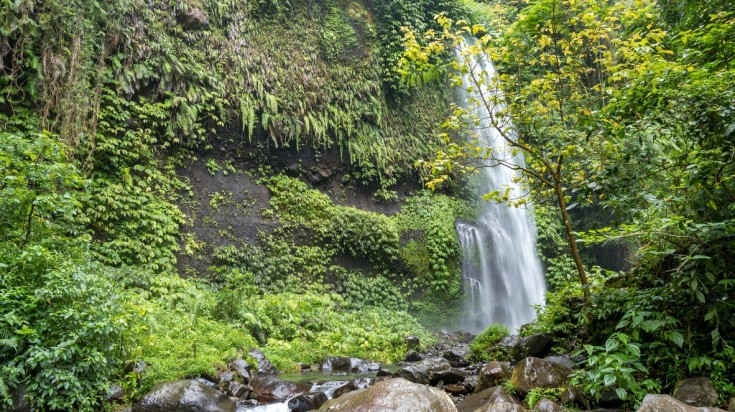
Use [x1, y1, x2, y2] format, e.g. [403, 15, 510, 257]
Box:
[297, 363, 312, 372]
[513, 333, 552, 361]
[377, 366, 393, 377]
[405, 350, 424, 362]
[417, 357, 452, 374]
[560, 386, 587, 408]
[729, 397, 735, 412]
[318, 378, 457, 412]
[444, 384, 469, 395]
[105, 383, 125, 402]
[227, 381, 249, 398]
[132, 379, 236, 412]
[217, 371, 236, 386]
[353, 378, 375, 390]
[510, 357, 570, 396]
[249, 348, 277, 375]
[477, 403, 525, 412]
[674, 378, 719, 407]
[322, 356, 369, 373]
[476, 361, 512, 393]
[543, 355, 575, 370]
[405, 336, 421, 350]
[430, 368, 467, 385]
[443, 349, 470, 367]
[250, 375, 310, 403]
[637, 394, 728, 411]
[236, 399, 258, 409]
[194, 378, 217, 388]
[177, 8, 210, 30]
[126, 360, 147, 374]
[532, 399, 564, 412]
[394, 365, 430, 384]
[332, 382, 357, 399]
[230, 358, 251, 383]
[456, 386, 519, 412]
[463, 375, 478, 393]
[289, 392, 329, 412]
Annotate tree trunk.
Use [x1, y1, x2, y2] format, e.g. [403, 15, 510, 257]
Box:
[553, 180, 590, 305]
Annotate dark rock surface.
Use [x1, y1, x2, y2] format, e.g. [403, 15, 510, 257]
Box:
[513, 333, 552, 361]
[443, 349, 470, 367]
[456, 386, 519, 412]
[318, 378, 457, 412]
[132, 379, 236, 412]
[288, 392, 329, 412]
[476, 361, 511, 393]
[510, 357, 571, 396]
[406, 350, 424, 362]
[177, 8, 210, 30]
[249, 348, 277, 375]
[532, 398, 564, 412]
[230, 358, 251, 383]
[394, 365, 430, 384]
[250, 375, 310, 403]
[637, 394, 727, 412]
[673, 378, 719, 407]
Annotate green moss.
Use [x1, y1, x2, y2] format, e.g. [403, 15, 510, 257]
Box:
[469, 323, 510, 361]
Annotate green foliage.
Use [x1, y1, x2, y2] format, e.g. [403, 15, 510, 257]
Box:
[524, 387, 563, 409]
[469, 323, 510, 361]
[571, 333, 661, 408]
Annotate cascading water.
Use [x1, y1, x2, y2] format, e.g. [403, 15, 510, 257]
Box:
[455, 40, 546, 332]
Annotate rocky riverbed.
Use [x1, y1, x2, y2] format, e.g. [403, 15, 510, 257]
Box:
[111, 333, 734, 412]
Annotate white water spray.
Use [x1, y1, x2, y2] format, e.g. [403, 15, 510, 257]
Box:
[455, 40, 546, 332]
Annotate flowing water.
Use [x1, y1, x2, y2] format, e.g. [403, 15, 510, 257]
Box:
[455, 40, 546, 332]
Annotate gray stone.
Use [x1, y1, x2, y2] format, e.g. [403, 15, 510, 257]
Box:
[230, 358, 251, 383]
[405, 350, 424, 362]
[318, 378, 457, 412]
[405, 336, 421, 350]
[250, 375, 310, 403]
[394, 365, 430, 384]
[637, 394, 727, 412]
[105, 383, 125, 402]
[289, 392, 329, 412]
[674, 378, 719, 407]
[728, 397, 735, 412]
[476, 361, 511, 393]
[560, 386, 587, 408]
[477, 403, 525, 412]
[510, 357, 570, 396]
[513, 333, 552, 361]
[532, 398, 563, 412]
[456, 386, 519, 412]
[443, 349, 470, 367]
[417, 357, 452, 374]
[430, 367, 467, 385]
[227, 381, 249, 398]
[217, 371, 236, 386]
[543, 355, 575, 370]
[132, 379, 236, 412]
[248, 348, 276, 375]
[177, 8, 209, 30]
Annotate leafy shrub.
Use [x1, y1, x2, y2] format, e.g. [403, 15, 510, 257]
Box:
[0, 249, 127, 411]
[570, 333, 661, 408]
[330, 208, 400, 264]
[469, 323, 510, 361]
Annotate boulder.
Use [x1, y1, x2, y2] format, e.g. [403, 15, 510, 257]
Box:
[729, 397, 735, 412]
[217, 371, 236, 387]
[674, 378, 719, 407]
[510, 357, 570, 396]
[417, 357, 452, 374]
[637, 394, 728, 412]
[560, 386, 587, 408]
[132, 379, 235, 412]
[543, 355, 575, 370]
[476, 361, 512, 393]
[227, 381, 249, 398]
[430, 368, 467, 385]
[532, 399, 563, 412]
[105, 383, 125, 402]
[250, 375, 310, 403]
[318, 378, 457, 412]
[230, 358, 251, 383]
[177, 8, 209, 30]
[289, 392, 329, 412]
[405, 336, 421, 350]
[443, 349, 470, 367]
[248, 348, 276, 375]
[513, 333, 552, 361]
[377, 366, 393, 377]
[444, 384, 469, 395]
[456, 386, 519, 412]
[477, 403, 525, 412]
[406, 350, 424, 362]
[394, 365, 430, 384]
[322, 356, 370, 373]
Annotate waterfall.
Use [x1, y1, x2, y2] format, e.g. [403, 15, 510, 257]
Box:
[455, 40, 546, 333]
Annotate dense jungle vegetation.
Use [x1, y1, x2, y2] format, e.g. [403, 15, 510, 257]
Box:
[1, 0, 733, 410]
